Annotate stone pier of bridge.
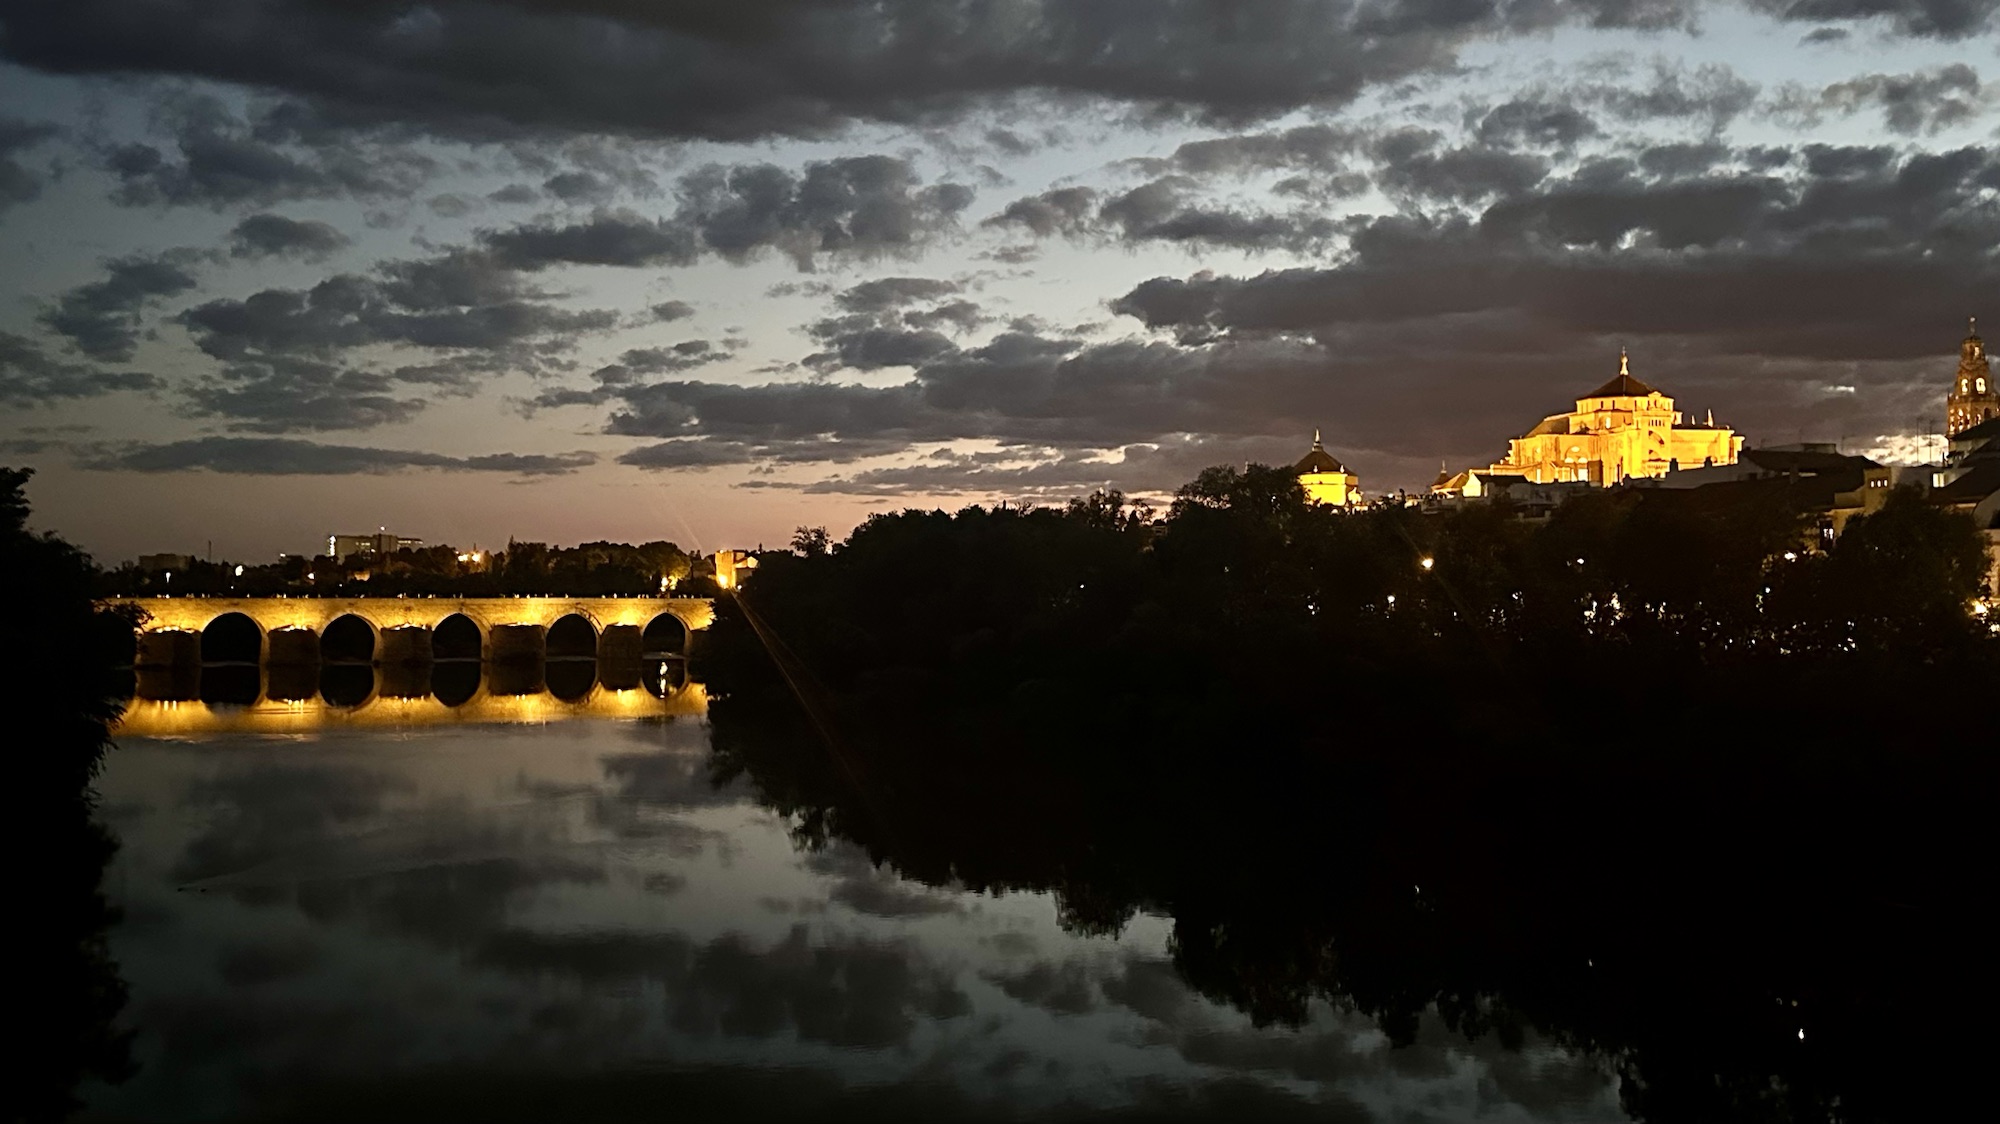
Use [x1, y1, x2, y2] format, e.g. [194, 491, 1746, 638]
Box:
[114, 596, 715, 667]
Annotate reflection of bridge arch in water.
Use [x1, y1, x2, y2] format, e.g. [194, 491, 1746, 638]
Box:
[116, 597, 713, 666]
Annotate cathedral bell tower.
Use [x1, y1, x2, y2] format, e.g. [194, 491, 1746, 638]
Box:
[1947, 317, 1998, 438]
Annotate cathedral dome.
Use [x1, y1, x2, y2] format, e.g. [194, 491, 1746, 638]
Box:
[1582, 349, 1658, 399]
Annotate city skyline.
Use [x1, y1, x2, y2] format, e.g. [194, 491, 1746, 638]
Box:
[4, 4, 1999, 562]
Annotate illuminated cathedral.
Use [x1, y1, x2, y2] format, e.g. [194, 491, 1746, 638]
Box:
[1483, 349, 1742, 486]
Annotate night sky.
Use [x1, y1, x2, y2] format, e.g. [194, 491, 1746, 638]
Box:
[2, 2, 1996, 563]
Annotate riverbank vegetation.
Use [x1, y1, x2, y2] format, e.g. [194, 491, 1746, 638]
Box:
[2, 468, 133, 1120]
[697, 465, 1997, 1124]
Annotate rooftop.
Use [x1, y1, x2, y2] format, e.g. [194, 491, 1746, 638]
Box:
[1294, 430, 1348, 475]
[1581, 349, 1660, 400]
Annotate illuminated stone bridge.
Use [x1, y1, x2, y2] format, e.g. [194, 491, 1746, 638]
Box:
[115, 596, 715, 666]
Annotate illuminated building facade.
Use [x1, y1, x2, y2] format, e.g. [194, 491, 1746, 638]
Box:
[713, 549, 758, 589]
[1947, 318, 1997, 438]
[1487, 350, 1742, 486]
[1294, 430, 1361, 506]
[329, 531, 424, 559]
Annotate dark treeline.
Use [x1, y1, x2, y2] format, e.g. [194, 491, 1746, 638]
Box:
[97, 538, 710, 598]
[698, 466, 1998, 1124]
[2, 469, 134, 1120]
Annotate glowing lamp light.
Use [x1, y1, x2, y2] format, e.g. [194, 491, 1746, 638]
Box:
[1420, 557, 1435, 571]
[234, 564, 245, 576]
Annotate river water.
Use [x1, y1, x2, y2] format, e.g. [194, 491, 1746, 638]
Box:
[78, 668, 1627, 1122]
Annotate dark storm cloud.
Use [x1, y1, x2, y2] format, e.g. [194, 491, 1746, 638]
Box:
[41, 252, 202, 362]
[81, 436, 595, 476]
[601, 328, 1341, 475]
[1473, 100, 1598, 150]
[988, 180, 1334, 252]
[183, 357, 430, 433]
[1591, 62, 1760, 131]
[483, 157, 971, 272]
[1099, 177, 1339, 251]
[833, 277, 962, 314]
[902, 300, 988, 334]
[0, 116, 58, 212]
[488, 183, 540, 206]
[1111, 144, 2000, 360]
[1635, 141, 1731, 179]
[1781, 64, 1982, 135]
[618, 436, 917, 469]
[483, 210, 697, 270]
[175, 249, 616, 430]
[100, 96, 438, 209]
[181, 251, 612, 362]
[984, 187, 1100, 238]
[543, 170, 616, 205]
[528, 341, 731, 409]
[787, 435, 1285, 497]
[1745, 0, 1999, 38]
[1373, 143, 1550, 203]
[227, 213, 351, 260]
[0, 331, 157, 407]
[675, 157, 972, 269]
[0, 2, 1713, 146]
[805, 322, 961, 373]
[1129, 123, 1364, 177]
[625, 142, 2000, 488]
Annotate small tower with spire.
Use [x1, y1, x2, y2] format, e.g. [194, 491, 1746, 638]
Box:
[1293, 429, 1361, 507]
[1947, 315, 1997, 438]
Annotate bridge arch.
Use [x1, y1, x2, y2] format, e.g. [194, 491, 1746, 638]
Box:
[546, 613, 599, 659]
[320, 614, 377, 664]
[200, 612, 263, 664]
[641, 613, 690, 658]
[432, 613, 484, 660]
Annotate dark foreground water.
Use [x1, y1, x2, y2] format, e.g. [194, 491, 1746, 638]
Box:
[80, 679, 1626, 1122]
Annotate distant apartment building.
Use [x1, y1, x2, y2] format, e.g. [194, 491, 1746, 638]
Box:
[328, 531, 424, 560]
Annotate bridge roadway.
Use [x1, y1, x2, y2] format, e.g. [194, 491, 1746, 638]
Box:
[114, 595, 715, 665]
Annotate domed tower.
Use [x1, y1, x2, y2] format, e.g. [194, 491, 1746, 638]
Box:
[1947, 317, 1998, 438]
[1294, 430, 1360, 506]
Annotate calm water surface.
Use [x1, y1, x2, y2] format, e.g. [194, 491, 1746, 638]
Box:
[82, 672, 1625, 1122]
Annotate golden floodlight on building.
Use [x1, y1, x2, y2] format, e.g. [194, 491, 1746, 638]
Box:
[1947, 316, 1997, 438]
[1484, 348, 1743, 487]
[1294, 429, 1361, 506]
